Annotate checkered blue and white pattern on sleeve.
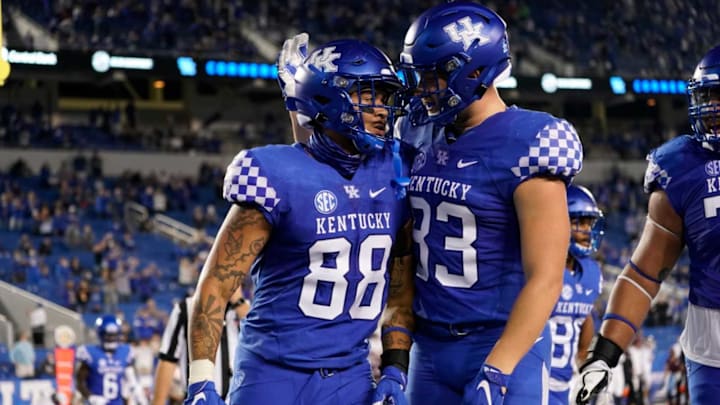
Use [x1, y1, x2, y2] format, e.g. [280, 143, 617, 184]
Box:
[510, 119, 583, 181]
[643, 153, 672, 193]
[223, 150, 281, 212]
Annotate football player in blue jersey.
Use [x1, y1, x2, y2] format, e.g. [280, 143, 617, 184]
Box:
[277, 33, 416, 405]
[76, 315, 147, 405]
[395, 2, 583, 404]
[186, 38, 415, 405]
[280, 3, 584, 404]
[548, 185, 604, 405]
[575, 44, 720, 405]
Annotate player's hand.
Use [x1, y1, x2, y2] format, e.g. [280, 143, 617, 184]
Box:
[462, 364, 509, 405]
[86, 395, 108, 405]
[575, 359, 611, 404]
[277, 32, 309, 111]
[372, 365, 408, 405]
[184, 381, 224, 405]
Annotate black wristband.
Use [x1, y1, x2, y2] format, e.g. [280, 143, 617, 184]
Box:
[380, 349, 410, 374]
[584, 334, 624, 369]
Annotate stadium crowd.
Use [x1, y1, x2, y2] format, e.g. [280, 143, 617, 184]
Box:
[6, 0, 718, 77]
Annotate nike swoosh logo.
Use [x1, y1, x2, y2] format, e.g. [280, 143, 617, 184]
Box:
[457, 159, 478, 168]
[585, 289, 593, 296]
[191, 393, 206, 405]
[535, 336, 544, 344]
[477, 380, 493, 404]
[369, 187, 387, 198]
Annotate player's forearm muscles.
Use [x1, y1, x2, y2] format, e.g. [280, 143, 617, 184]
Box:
[489, 177, 567, 373]
[382, 220, 415, 350]
[601, 191, 683, 349]
[191, 204, 270, 360]
[489, 275, 561, 373]
[383, 253, 415, 350]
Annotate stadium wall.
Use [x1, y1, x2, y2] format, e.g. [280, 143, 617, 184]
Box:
[7, 148, 646, 183]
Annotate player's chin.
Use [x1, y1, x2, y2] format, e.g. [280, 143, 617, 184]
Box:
[367, 128, 387, 138]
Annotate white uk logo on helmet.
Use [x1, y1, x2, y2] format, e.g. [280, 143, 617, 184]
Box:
[307, 46, 342, 72]
[443, 17, 490, 51]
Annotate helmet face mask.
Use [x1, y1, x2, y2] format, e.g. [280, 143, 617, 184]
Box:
[689, 83, 720, 139]
[346, 81, 398, 140]
[289, 40, 404, 154]
[95, 315, 122, 351]
[567, 185, 604, 259]
[402, 64, 458, 123]
[688, 45, 720, 146]
[398, 2, 512, 127]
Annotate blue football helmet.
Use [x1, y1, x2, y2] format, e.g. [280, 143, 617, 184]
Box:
[567, 185, 604, 258]
[289, 39, 404, 154]
[398, 1, 511, 126]
[95, 315, 122, 351]
[688, 44, 720, 146]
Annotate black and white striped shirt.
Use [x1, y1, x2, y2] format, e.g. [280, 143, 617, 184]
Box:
[158, 297, 238, 398]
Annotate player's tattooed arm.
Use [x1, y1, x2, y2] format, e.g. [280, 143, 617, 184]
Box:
[383, 219, 416, 351]
[190, 203, 271, 361]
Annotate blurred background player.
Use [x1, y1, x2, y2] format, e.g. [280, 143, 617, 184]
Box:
[574, 44, 720, 405]
[152, 288, 248, 405]
[75, 315, 147, 405]
[395, 2, 583, 404]
[185, 38, 413, 405]
[548, 185, 604, 404]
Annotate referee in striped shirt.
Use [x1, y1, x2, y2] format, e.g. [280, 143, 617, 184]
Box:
[151, 289, 249, 404]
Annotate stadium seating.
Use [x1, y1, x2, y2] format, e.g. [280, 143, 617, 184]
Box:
[6, 0, 718, 77]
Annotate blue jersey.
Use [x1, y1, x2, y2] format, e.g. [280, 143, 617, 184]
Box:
[401, 106, 583, 324]
[223, 143, 409, 369]
[645, 135, 720, 309]
[76, 344, 133, 404]
[549, 257, 602, 388]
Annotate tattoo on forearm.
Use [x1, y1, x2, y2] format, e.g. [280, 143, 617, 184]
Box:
[387, 307, 415, 330]
[388, 255, 412, 298]
[382, 307, 414, 349]
[190, 294, 225, 360]
[382, 331, 413, 349]
[389, 269, 405, 297]
[210, 207, 268, 286]
[383, 253, 415, 350]
[382, 302, 415, 350]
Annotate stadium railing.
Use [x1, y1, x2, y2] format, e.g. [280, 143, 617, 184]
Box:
[0, 280, 87, 346]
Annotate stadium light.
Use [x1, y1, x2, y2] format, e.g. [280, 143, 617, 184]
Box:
[91, 50, 154, 73]
[609, 76, 626, 95]
[204, 60, 278, 79]
[631, 78, 688, 95]
[541, 73, 592, 93]
[177, 57, 197, 76]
